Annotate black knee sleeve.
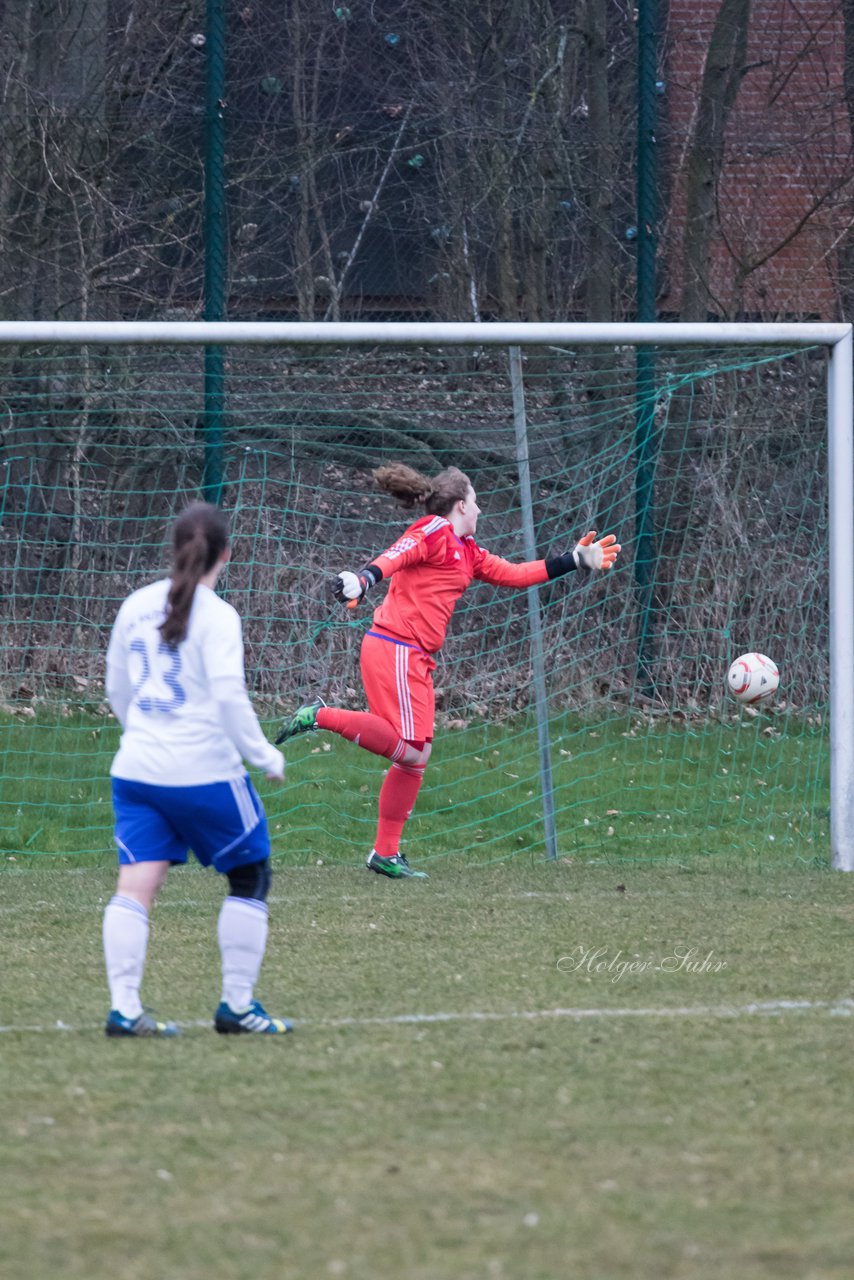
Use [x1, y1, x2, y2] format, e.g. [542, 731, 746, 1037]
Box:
[226, 859, 271, 902]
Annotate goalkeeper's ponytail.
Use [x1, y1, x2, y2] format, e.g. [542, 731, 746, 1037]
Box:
[160, 502, 229, 647]
[373, 463, 470, 517]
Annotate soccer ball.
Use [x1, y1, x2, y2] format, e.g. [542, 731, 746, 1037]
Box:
[727, 652, 780, 705]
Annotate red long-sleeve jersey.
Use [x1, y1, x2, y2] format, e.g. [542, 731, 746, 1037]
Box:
[368, 514, 549, 654]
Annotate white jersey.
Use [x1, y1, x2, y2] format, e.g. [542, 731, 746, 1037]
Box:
[106, 579, 283, 786]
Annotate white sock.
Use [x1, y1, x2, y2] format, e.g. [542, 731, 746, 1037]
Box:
[103, 894, 149, 1019]
[218, 896, 269, 1011]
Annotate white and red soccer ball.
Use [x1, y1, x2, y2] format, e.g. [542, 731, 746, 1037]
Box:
[727, 652, 780, 705]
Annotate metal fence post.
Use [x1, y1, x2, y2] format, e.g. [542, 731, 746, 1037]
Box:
[509, 346, 558, 860]
[635, 0, 659, 696]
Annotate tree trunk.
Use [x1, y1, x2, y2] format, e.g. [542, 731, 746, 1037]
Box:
[680, 0, 751, 320]
[583, 0, 614, 322]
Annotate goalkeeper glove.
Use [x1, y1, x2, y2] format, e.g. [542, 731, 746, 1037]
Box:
[332, 564, 383, 604]
[545, 531, 621, 578]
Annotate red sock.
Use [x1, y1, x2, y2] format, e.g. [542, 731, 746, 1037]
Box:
[373, 762, 426, 858]
[316, 707, 406, 761]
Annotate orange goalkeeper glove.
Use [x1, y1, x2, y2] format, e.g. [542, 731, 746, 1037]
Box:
[331, 565, 383, 605]
[545, 531, 621, 578]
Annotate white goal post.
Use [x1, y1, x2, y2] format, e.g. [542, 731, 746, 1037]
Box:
[1, 319, 851, 870]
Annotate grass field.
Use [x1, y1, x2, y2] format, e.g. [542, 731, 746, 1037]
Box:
[0, 704, 830, 865]
[2, 856, 853, 1280]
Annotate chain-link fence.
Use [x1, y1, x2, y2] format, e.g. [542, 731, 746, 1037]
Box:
[3, 1, 849, 326]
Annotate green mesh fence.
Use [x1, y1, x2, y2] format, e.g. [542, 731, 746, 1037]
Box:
[0, 340, 830, 866]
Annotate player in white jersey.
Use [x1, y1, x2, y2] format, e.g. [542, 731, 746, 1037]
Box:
[102, 502, 291, 1037]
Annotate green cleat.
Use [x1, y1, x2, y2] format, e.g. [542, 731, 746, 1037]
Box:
[275, 696, 326, 745]
[366, 851, 428, 880]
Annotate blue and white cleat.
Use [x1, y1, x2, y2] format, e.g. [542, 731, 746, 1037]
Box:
[214, 1000, 293, 1035]
[105, 1009, 180, 1038]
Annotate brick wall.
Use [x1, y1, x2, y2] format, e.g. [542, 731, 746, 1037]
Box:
[663, 0, 851, 318]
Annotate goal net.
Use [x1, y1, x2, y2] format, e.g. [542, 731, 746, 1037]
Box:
[1, 322, 850, 870]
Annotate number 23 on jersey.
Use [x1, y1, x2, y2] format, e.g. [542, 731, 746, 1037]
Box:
[129, 636, 187, 714]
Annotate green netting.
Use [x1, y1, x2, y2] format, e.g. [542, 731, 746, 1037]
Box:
[0, 340, 830, 866]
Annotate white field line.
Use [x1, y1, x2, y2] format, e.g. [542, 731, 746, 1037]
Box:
[1, 998, 852, 1036]
[0, 897, 563, 918]
[0, 893, 568, 916]
[0, 885, 820, 916]
[0, 897, 291, 915]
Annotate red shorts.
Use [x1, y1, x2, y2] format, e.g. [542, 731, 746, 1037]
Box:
[360, 628, 436, 742]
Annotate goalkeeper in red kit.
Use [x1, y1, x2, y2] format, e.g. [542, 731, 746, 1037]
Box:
[277, 463, 620, 879]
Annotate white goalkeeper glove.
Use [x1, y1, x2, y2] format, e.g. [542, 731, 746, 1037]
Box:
[571, 531, 621, 573]
[332, 565, 381, 605]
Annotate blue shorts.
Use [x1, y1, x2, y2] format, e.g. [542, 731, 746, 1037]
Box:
[111, 775, 271, 873]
